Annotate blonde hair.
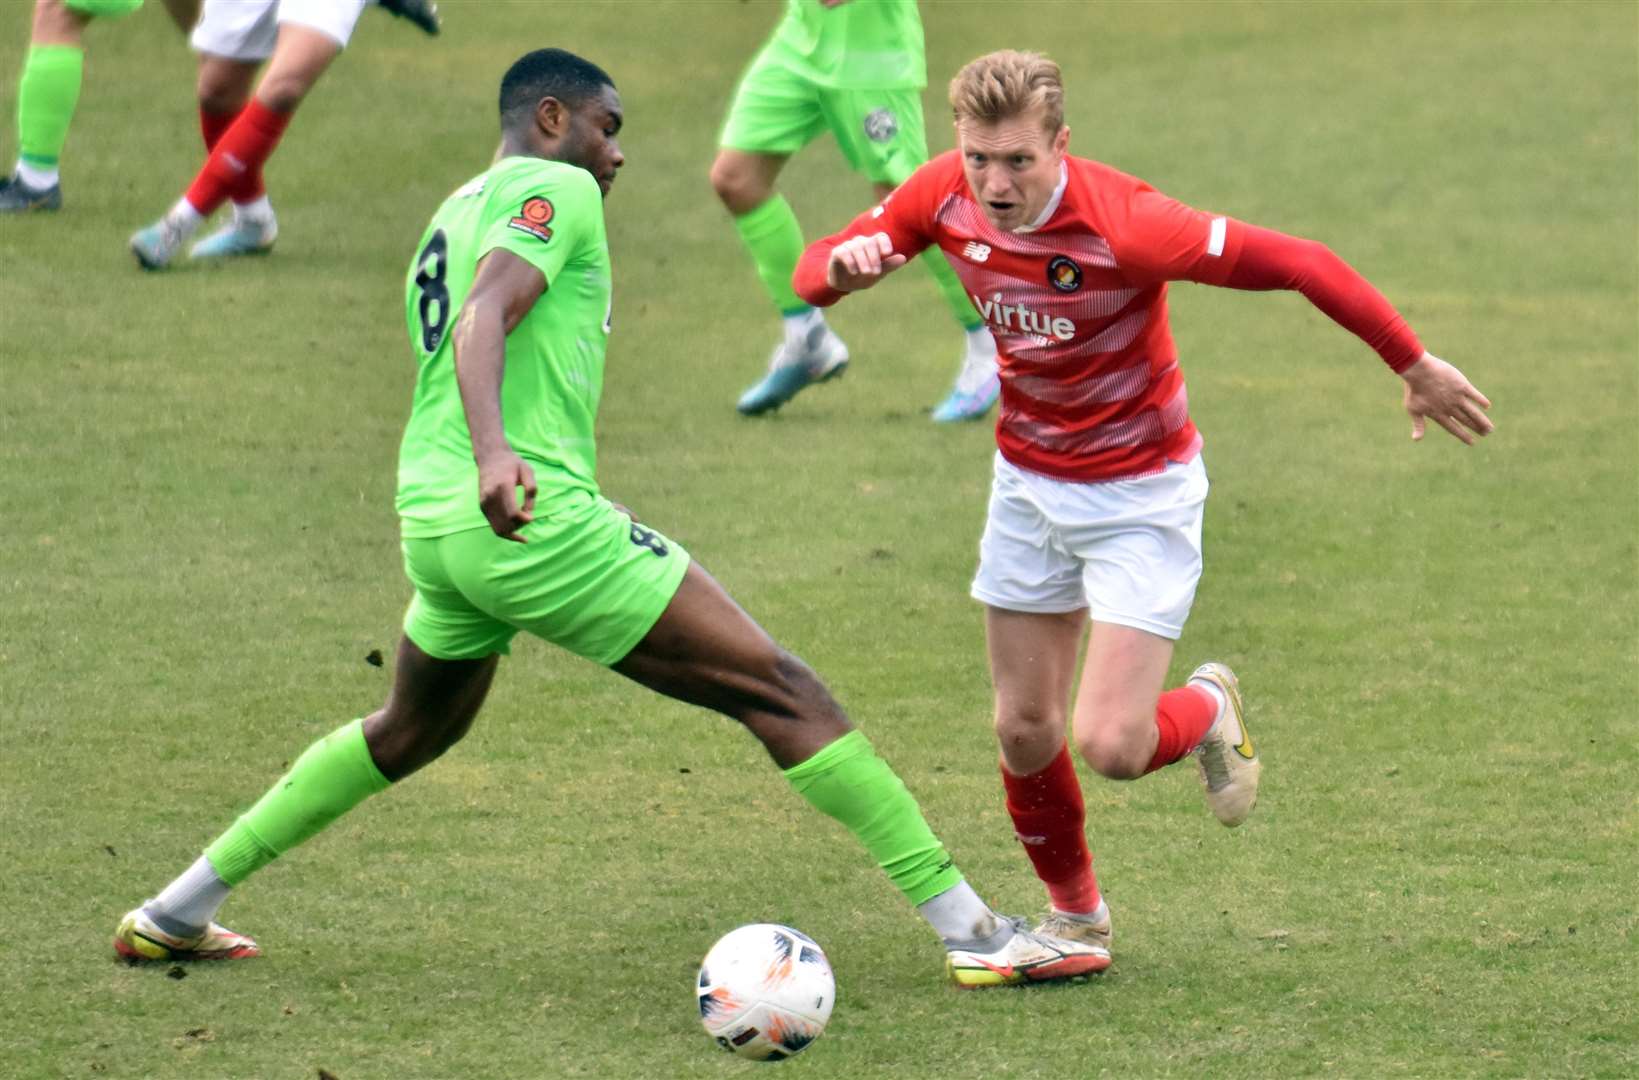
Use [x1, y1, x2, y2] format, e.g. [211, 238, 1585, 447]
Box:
[948, 50, 1064, 133]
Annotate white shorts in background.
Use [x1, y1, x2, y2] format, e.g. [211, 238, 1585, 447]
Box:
[970, 452, 1209, 640]
[191, 0, 369, 62]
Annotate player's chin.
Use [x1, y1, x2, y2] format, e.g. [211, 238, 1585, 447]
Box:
[597, 175, 616, 197]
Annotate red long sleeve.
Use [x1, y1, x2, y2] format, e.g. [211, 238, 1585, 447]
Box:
[1221, 224, 1424, 373]
[793, 237, 847, 308]
[793, 165, 941, 308]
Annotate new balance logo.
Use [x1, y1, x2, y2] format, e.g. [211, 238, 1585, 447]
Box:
[962, 241, 991, 263]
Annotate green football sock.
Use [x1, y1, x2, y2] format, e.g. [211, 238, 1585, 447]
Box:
[782, 730, 964, 906]
[203, 719, 391, 886]
[16, 44, 84, 171]
[732, 194, 809, 316]
[921, 248, 983, 331]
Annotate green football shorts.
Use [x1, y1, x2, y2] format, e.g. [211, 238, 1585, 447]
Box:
[400, 489, 690, 666]
[720, 47, 929, 186]
[67, 0, 144, 16]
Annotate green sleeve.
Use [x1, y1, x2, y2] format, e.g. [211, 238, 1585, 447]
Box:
[478, 164, 603, 286]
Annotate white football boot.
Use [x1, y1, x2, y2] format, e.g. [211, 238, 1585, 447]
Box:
[114, 902, 259, 962]
[1190, 662, 1261, 826]
[735, 321, 850, 415]
[946, 916, 1110, 988]
[1034, 899, 1113, 953]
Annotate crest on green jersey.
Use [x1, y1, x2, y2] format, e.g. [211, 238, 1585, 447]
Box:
[508, 196, 555, 242]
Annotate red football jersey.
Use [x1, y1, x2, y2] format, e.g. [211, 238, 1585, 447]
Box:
[794, 150, 1418, 482]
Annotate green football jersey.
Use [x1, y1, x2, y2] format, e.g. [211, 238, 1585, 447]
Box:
[768, 0, 925, 90]
[397, 156, 611, 539]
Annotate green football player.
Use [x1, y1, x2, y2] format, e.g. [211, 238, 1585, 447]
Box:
[112, 47, 1106, 989]
[0, 0, 197, 213]
[713, 0, 1000, 421]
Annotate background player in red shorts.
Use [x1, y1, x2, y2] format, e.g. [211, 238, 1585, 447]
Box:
[793, 50, 1493, 961]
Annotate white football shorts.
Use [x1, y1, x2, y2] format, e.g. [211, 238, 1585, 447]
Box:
[970, 451, 1209, 640]
[191, 0, 369, 62]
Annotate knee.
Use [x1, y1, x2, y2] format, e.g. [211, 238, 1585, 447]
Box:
[254, 74, 308, 114]
[709, 154, 767, 215]
[197, 66, 249, 114]
[32, 0, 86, 44]
[994, 703, 1066, 772]
[1074, 723, 1149, 781]
[364, 705, 471, 781]
[198, 85, 247, 115]
[767, 651, 845, 727]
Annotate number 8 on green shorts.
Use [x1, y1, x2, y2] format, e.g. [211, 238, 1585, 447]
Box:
[401, 489, 690, 666]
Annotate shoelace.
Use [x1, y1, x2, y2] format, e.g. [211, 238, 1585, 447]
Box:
[1038, 910, 1105, 935]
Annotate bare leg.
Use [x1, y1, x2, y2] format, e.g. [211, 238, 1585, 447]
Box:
[986, 605, 1105, 921]
[986, 605, 1086, 774]
[196, 54, 258, 116]
[362, 635, 500, 781]
[709, 148, 789, 215]
[30, 0, 90, 46]
[1070, 622, 1175, 779]
[612, 562, 849, 768]
[253, 23, 342, 112]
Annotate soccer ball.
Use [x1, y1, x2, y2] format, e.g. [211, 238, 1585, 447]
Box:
[696, 923, 835, 1061]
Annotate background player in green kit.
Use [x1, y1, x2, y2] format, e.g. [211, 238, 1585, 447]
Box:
[111, 46, 1105, 990]
[713, 0, 1001, 421]
[0, 0, 197, 212]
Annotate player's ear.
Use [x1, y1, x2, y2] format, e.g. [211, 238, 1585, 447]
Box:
[1054, 124, 1070, 157]
[536, 96, 568, 139]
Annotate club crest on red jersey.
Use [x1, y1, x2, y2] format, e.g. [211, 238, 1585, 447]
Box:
[508, 196, 554, 242]
[1047, 255, 1082, 293]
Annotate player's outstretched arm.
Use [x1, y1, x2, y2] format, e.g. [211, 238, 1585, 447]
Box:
[793, 165, 939, 307]
[1178, 221, 1495, 445]
[454, 249, 547, 542]
[1399, 352, 1494, 445]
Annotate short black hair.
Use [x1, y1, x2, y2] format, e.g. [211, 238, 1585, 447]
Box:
[498, 48, 615, 131]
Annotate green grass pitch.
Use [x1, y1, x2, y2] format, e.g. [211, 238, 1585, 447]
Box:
[1, 1, 1634, 1076]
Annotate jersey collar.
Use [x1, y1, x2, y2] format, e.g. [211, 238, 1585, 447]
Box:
[1015, 161, 1068, 234]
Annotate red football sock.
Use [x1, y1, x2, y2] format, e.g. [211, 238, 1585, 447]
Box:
[1145, 685, 1219, 774]
[184, 99, 290, 216]
[1001, 745, 1101, 914]
[199, 107, 237, 151]
[198, 107, 264, 205]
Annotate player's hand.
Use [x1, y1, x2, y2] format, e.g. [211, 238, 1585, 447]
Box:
[477, 450, 537, 542]
[827, 233, 908, 292]
[1400, 352, 1494, 445]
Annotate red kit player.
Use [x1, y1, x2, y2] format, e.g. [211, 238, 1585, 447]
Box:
[794, 50, 1493, 960]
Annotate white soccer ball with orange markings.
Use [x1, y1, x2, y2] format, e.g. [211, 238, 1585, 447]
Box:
[696, 923, 835, 1061]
